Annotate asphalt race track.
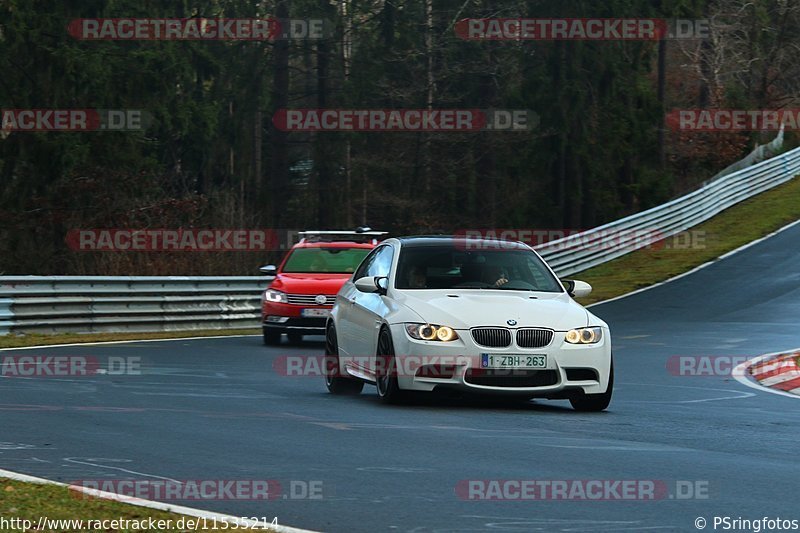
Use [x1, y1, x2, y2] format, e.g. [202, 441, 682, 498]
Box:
[2, 223, 800, 532]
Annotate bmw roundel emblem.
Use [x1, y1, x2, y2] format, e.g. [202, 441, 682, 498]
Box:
[315, 294, 328, 305]
[507, 319, 517, 326]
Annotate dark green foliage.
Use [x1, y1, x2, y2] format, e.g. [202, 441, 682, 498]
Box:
[0, 0, 794, 273]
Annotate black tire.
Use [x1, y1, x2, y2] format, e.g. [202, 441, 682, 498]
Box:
[287, 332, 303, 345]
[263, 329, 281, 346]
[375, 327, 407, 404]
[324, 324, 364, 395]
[569, 360, 613, 412]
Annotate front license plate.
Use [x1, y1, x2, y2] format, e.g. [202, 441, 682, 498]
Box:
[481, 354, 547, 369]
[301, 308, 330, 318]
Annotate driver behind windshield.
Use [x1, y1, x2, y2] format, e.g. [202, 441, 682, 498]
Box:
[394, 247, 562, 292]
[483, 265, 509, 288]
[460, 262, 508, 288]
[407, 265, 428, 289]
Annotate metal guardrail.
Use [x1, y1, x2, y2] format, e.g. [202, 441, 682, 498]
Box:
[1, 143, 799, 335]
[0, 277, 273, 335]
[710, 126, 785, 181]
[537, 144, 800, 276]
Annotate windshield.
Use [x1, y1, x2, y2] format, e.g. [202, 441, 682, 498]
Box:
[395, 246, 563, 292]
[281, 247, 371, 274]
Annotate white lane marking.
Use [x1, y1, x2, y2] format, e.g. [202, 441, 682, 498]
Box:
[0, 457, 50, 464]
[63, 457, 182, 483]
[0, 442, 39, 450]
[588, 217, 800, 308]
[677, 392, 756, 403]
[733, 349, 800, 399]
[461, 516, 676, 532]
[135, 372, 239, 378]
[0, 467, 315, 533]
[357, 467, 434, 473]
[615, 382, 755, 403]
[310, 422, 353, 431]
[0, 334, 261, 352]
[469, 436, 685, 452]
[488, 523, 674, 532]
[110, 380, 254, 388]
[130, 392, 281, 399]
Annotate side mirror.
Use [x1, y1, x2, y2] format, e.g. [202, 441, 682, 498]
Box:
[354, 276, 388, 295]
[259, 265, 277, 276]
[562, 279, 592, 298]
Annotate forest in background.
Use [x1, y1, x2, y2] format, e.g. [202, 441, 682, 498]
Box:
[1, 0, 798, 275]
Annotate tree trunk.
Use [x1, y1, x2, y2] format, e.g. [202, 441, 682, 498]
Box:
[315, 30, 332, 227]
[269, 0, 291, 227]
[657, 38, 666, 167]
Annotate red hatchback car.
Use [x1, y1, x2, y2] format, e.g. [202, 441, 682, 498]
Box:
[260, 229, 386, 345]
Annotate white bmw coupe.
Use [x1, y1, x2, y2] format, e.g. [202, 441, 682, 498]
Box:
[324, 236, 613, 411]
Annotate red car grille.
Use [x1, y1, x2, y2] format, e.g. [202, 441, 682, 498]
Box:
[286, 294, 337, 306]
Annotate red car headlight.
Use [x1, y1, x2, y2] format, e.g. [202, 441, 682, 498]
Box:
[263, 289, 287, 304]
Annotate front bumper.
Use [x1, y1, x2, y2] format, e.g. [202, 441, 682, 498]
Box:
[262, 317, 327, 335]
[387, 323, 611, 397]
[262, 301, 330, 335]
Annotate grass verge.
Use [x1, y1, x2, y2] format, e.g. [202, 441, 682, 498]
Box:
[0, 329, 259, 349]
[0, 480, 274, 532]
[574, 176, 800, 306]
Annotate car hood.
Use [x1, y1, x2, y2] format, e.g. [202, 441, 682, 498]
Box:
[270, 273, 352, 294]
[392, 290, 589, 331]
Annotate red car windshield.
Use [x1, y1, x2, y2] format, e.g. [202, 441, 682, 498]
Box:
[282, 247, 371, 274]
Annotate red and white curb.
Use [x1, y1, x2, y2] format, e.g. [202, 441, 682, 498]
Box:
[0, 468, 318, 533]
[733, 349, 800, 399]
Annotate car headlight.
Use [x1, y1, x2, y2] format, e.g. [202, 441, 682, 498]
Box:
[405, 323, 459, 342]
[565, 327, 602, 344]
[263, 289, 287, 303]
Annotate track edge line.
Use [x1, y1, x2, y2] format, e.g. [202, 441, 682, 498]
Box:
[0, 468, 320, 533]
[588, 217, 800, 308]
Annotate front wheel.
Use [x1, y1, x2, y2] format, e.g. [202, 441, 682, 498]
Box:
[324, 324, 364, 395]
[376, 328, 407, 404]
[263, 329, 281, 346]
[569, 361, 613, 412]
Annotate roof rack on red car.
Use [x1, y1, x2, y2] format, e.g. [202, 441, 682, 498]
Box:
[298, 227, 388, 244]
